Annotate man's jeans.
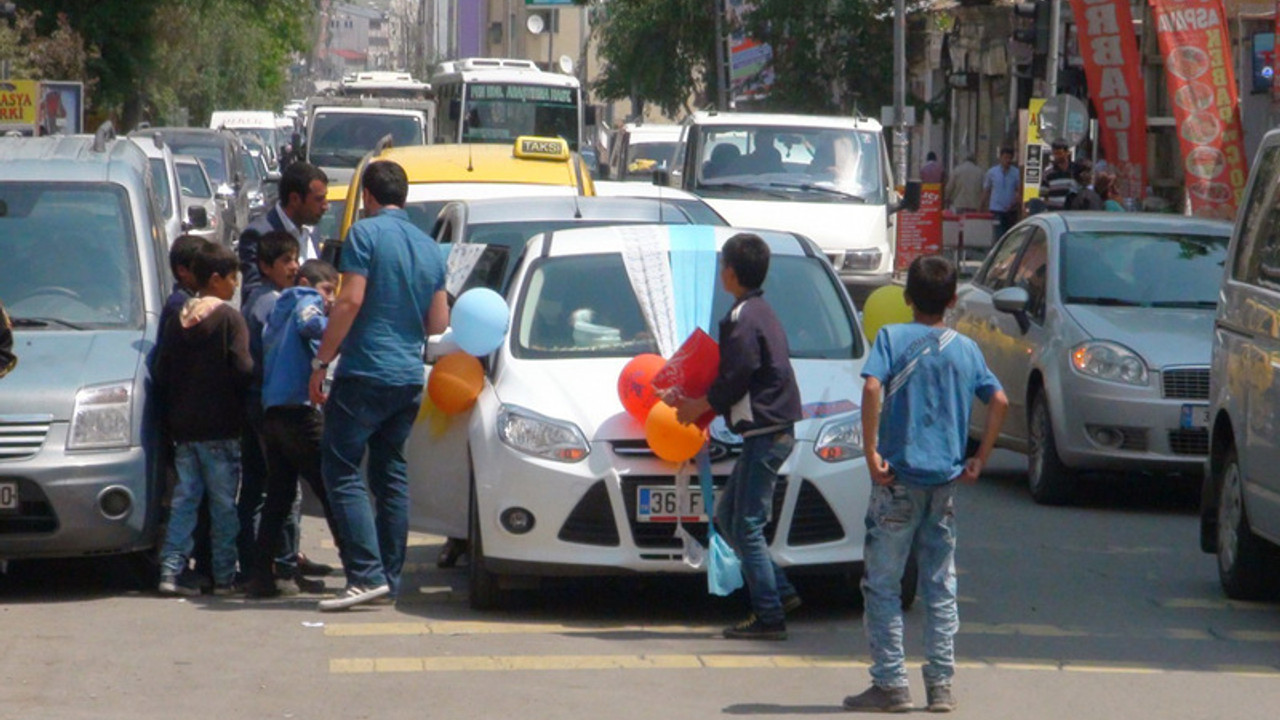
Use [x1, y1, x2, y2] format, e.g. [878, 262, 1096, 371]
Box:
[321, 377, 422, 596]
[861, 480, 959, 689]
[714, 429, 796, 625]
[161, 439, 242, 585]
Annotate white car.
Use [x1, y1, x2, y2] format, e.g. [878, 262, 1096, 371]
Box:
[408, 224, 881, 608]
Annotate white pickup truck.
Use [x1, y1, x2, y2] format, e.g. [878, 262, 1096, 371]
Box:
[304, 98, 434, 186]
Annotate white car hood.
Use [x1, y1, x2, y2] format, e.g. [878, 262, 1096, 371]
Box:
[492, 356, 865, 443]
[700, 197, 888, 254]
[1065, 305, 1216, 368]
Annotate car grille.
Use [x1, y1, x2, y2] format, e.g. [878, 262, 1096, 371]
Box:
[558, 481, 620, 546]
[786, 480, 846, 546]
[1162, 367, 1210, 400]
[0, 418, 52, 461]
[0, 479, 58, 534]
[608, 439, 740, 463]
[1169, 428, 1210, 456]
[619, 475, 785, 549]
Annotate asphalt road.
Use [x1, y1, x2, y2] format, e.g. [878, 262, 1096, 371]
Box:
[2, 451, 1278, 720]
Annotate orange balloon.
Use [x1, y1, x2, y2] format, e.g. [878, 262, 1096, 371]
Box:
[644, 401, 706, 463]
[617, 353, 665, 421]
[428, 352, 484, 414]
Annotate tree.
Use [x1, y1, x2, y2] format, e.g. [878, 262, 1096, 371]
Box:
[591, 0, 719, 119]
[0, 9, 99, 87]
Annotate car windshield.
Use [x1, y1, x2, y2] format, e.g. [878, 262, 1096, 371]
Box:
[0, 183, 143, 328]
[240, 150, 262, 183]
[513, 253, 857, 359]
[234, 127, 278, 153]
[463, 82, 579, 150]
[309, 113, 423, 168]
[148, 158, 174, 220]
[177, 161, 212, 198]
[168, 142, 227, 185]
[694, 125, 885, 204]
[317, 197, 346, 242]
[1061, 231, 1228, 307]
[624, 141, 679, 180]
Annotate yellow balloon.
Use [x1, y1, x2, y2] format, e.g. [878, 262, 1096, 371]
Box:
[862, 285, 913, 342]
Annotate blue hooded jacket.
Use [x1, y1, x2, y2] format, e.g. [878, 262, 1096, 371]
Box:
[262, 286, 327, 408]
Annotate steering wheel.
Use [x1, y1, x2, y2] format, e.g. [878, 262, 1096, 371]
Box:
[23, 286, 83, 301]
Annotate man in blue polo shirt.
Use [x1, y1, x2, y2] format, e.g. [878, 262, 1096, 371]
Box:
[980, 147, 1022, 237]
[308, 160, 450, 611]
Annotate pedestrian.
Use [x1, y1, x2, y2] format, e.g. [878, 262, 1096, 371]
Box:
[239, 161, 328, 304]
[1039, 140, 1083, 212]
[308, 160, 449, 611]
[1097, 172, 1125, 211]
[0, 299, 15, 379]
[980, 147, 1021, 237]
[159, 235, 212, 346]
[919, 151, 944, 184]
[842, 255, 1008, 713]
[672, 233, 803, 640]
[248, 259, 345, 598]
[153, 242, 254, 597]
[944, 155, 984, 213]
[1068, 163, 1104, 210]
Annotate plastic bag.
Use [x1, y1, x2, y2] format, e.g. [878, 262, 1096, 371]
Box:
[707, 532, 744, 596]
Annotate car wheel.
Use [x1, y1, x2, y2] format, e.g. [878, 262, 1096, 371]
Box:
[1028, 392, 1075, 505]
[1216, 446, 1278, 600]
[468, 481, 505, 610]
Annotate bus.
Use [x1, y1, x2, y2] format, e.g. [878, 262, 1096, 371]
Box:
[431, 58, 584, 151]
[337, 71, 432, 100]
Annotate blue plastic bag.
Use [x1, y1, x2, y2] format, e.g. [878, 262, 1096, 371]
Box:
[698, 447, 743, 596]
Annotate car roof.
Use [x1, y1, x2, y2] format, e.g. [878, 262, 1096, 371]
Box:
[686, 110, 883, 132]
[126, 132, 174, 160]
[446, 195, 708, 224]
[529, 224, 814, 258]
[377, 143, 584, 186]
[138, 127, 242, 151]
[0, 134, 148, 184]
[624, 124, 682, 141]
[1044, 211, 1233, 236]
[592, 181, 703, 201]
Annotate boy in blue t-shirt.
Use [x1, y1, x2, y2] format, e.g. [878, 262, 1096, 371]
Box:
[843, 256, 1008, 714]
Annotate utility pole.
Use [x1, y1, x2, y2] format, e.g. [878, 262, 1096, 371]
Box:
[892, 0, 908, 184]
[714, 0, 727, 111]
[1047, 0, 1062, 96]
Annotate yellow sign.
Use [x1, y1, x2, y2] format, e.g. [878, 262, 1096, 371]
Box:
[1022, 98, 1049, 205]
[514, 136, 570, 161]
[0, 80, 39, 127]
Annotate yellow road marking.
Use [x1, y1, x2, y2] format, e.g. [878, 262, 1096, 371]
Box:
[1159, 598, 1277, 611]
[325, 621, 722, 637]
[960, 623, 1090, 637]
[1224, 630, 1280, 642]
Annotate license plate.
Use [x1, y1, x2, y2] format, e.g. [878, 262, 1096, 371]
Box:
[1181, 404, 1210, 429]
[0, 481, 17, 512]
[636, 485, 713, 523]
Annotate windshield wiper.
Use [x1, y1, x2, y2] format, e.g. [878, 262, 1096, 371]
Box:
[12, 316, 86, 330]
[1150, 300, 1217, 308]
[766, 182, 869, 202]
[1064, 296, 1142, 307]
[698, 181, 792, 199]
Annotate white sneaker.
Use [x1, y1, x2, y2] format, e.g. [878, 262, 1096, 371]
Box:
[317, 584, 390, 612]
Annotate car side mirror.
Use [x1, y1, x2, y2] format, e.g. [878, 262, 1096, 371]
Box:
[891, 181, 922, 214]
[425, 330, 461, 364]
[186, 205, 209, 229]
[992, 286, 1031, 333]
[265, 170, 281, 184]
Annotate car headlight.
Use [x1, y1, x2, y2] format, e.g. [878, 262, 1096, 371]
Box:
[843, 248, 882, 272]
[496, 404, 589, 462]
[68, 382, 134, 450]
[1071, 341, 1148, 386]
[814, 413, 864, 462]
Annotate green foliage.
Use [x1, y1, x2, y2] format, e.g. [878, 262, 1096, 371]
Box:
[0, 9, 100, 90]
[592, 0, 719, 118]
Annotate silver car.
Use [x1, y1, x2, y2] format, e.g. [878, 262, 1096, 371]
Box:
[949, 212, 1231, 504]
[174, 154, 223, 246]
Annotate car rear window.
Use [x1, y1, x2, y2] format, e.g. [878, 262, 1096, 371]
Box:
[0, 183, 143, 328]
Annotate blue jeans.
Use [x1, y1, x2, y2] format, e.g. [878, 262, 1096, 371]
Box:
[714, 430, 797, 624]
[861, 480, 958, 689]
[161, 439, 242, 585]
[321, 377, 422, 596]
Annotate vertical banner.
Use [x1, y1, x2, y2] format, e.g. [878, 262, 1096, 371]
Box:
[725, 0, 774, 102]
[895, 183, 943, 271]
[1022, 98, 1050, 206]
[1149, 0, 1248, 219]
[1069, 0, 1147, 201]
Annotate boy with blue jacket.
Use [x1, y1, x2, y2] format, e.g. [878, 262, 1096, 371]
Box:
[247, 260, 343, 597]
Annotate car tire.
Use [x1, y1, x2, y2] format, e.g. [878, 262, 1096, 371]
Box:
[1216, 446, 1278, 600]
[468, 481, 505, 610]
[1028, 391, 1075, 505]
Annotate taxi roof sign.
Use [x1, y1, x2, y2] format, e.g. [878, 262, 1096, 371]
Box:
[514, 136, 570, 161]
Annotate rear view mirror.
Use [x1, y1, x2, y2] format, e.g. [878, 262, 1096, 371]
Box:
[186, 205, 209, 229]
[992, 286, 1031, 333]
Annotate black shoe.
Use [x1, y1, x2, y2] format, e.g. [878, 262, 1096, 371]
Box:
[436, 538, 468, 568]
[295, 553, 335, 577]
[842, 685, 913, 713]
[244, 577, 282, 599]
[293, 574, 326, 594]
[723, 616, 787, 640]
[925, 684, 955, 713]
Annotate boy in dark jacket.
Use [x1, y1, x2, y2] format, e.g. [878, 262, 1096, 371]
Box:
[675, 232, 803, 640]
[154, 243, 253, 596]
[158, 235, 211, 347]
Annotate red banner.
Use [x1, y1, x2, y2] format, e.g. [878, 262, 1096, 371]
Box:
[895, 183, 943, 272]
[1149, 0, 1248, 219]
[1070, 0, 1147, 202]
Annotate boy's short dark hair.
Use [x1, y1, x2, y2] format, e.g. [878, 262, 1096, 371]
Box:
[904, 255, 957, 316]
[999, 146, 1015, 158]
[169, 234, 210, 275]
[257, 230, 299, 268]
[297, 259, 338, 287]
[362, 160, 408, 207]
[722, 232, 770, 290]
[191, 242, 239, 288]
[279, 162, 328, 207]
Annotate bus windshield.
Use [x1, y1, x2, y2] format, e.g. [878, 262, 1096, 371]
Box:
[462, 83, 579, 150]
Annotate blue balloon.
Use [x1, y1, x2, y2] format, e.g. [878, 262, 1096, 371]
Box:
[452, 288, 510, 356]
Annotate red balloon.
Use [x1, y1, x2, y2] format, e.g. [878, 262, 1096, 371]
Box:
[617, 353, 665, 421]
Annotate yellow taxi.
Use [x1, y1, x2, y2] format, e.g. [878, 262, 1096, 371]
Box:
[333, 135, 594, 248]
[315, 182, 349, 250]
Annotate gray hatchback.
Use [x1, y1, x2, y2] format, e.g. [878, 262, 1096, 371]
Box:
[949, 212, 1231, 504]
